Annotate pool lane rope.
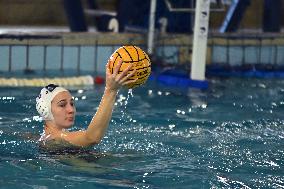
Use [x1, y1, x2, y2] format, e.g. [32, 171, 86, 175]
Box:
[0, 75, 95, 87]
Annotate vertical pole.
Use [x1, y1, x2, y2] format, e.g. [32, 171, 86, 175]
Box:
[147, 0, 157, 55]
[190, 0, 210, 81]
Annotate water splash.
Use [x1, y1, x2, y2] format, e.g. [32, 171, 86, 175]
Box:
[117, 89, 135, 124]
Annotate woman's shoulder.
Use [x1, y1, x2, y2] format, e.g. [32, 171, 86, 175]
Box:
[39, 134, 90, 155]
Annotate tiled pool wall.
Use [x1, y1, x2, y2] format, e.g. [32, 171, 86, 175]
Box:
[0, 33, 284, 74]
[210, 38, 284, 66]
[0, 45, 119, 72]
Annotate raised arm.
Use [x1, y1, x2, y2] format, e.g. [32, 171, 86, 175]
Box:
[62, 60, 137, 147]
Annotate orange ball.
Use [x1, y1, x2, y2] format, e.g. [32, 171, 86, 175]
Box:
[108, 45, 151, 88]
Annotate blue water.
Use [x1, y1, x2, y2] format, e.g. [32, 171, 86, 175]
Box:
[0, 77, 284, 189]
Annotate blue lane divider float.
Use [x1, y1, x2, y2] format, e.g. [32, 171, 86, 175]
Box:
[149, 73, 209, 89]
[206, 70, 284, 78]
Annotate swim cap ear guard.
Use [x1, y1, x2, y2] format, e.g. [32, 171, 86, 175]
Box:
[36, 84, 68, 120]
[36, 96, 50, 120]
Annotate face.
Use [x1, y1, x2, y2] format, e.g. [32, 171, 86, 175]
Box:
[51, 91, 76, 129]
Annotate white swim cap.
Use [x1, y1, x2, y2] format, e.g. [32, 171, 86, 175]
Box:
[36, 84, 68, 120]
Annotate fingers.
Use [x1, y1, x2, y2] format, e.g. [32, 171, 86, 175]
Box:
[122, 78, 138, 86]
[106, 59, 137, 88]
[117, 64, 134, 81]
[106, 59, 112, 76]
[119, 68, 136, 84]
[113, 60, 123, 77]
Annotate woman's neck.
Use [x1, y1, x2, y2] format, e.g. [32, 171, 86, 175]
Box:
[44, 121, 64, 136]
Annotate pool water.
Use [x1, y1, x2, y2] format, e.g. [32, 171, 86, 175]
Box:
[0, 77, 283, 189]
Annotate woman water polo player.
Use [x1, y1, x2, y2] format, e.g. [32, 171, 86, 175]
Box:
[36, 60, 137, 149]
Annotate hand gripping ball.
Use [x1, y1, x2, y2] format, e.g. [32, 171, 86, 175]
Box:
[108, 45, 151, 88]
